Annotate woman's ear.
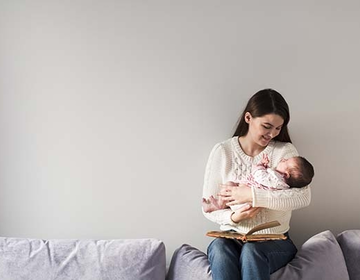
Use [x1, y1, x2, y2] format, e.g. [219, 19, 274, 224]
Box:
[244, 112, 252, 124]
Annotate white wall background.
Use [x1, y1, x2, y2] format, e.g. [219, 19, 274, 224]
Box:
[1, 0, 360, 266]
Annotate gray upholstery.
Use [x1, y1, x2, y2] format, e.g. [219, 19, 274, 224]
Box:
[337, 230, 360, 280]
[0, 237, 166, 280]
[271, 230, 349, 280]
[168, 230, 357, 280]
[166, 244, 211, 280]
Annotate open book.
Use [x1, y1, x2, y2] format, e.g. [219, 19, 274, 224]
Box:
[206, 221, 287, 242]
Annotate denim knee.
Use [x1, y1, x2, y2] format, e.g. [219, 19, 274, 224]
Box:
[243, 243, 265, 260]
[207, 238, 229, 257]
[207, 238, 242, 280]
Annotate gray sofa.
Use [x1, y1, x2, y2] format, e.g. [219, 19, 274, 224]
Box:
[0, 237, 166, 280]
[167, 229, 360, 280]
[1, 230, 359, 279]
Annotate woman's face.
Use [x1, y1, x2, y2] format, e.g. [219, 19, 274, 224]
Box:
[245, 113, 284, 147]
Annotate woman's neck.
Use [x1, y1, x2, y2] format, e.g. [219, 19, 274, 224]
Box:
[238, 136, 265, 157]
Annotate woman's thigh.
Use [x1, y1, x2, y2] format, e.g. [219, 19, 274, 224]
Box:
[240, 237, 297, 274]
[207, 238, 243, 280]
[207, 236, 297, 279]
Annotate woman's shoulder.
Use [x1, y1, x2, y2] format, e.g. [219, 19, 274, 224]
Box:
[206, 137, 235, 165]
[270, 141, 299, 157]
[212, 137, 236, 149]
[271, 141, 296, 149]
[208, 137, 237, 157]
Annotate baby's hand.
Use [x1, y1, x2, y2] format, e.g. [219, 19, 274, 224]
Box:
[262, 154, 270, 167]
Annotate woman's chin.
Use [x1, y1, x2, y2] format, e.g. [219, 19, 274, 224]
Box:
[259, 138, 271, 146]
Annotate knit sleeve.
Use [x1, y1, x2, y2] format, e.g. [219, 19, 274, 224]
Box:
[252, 185, 311, 210]
[202, 143, 237, 226]
[252, 142, 312, 210]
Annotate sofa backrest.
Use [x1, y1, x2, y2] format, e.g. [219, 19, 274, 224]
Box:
[0, 237, 166, 280]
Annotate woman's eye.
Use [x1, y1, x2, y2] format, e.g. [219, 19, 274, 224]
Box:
[262, 125, 271, 129]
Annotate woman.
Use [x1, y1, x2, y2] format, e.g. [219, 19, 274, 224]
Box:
[202, 89, 311, 280]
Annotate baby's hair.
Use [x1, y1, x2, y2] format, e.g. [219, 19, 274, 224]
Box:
[286, 157, 314, 188]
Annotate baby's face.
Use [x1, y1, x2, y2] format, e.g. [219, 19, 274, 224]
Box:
[276, 157, 298, 174]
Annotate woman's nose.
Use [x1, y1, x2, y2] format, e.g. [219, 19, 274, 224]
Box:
[269, 129, 279, 138]
[268, 130, 275, 137]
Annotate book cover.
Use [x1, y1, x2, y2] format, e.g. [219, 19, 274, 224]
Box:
[206, 221, 287, 242]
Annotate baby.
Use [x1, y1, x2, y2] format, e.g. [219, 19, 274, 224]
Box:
[202, 154, 314, 212]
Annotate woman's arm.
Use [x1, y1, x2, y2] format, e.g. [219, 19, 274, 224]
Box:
[202, 143, 237, 226]
[252, 186, 311, 210]
[220, 181, 311, 211]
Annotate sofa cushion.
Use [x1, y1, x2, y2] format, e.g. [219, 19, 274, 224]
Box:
[271, 230, 349, 280]
[0, 237, 166, 280]
[337, 230, 360, 280]
[166, 244, 211, 280]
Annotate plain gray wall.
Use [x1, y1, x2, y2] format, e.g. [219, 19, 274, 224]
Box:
[1, 1, 360, 266]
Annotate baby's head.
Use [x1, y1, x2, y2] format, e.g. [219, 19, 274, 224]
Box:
[276, 156, 314, 188]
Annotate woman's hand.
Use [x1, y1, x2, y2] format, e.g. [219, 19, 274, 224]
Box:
[218, 183, 253, 205]
[230, 203, 261, 223]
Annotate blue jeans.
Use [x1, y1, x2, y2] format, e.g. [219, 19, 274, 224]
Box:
[207, 233, 297, 280]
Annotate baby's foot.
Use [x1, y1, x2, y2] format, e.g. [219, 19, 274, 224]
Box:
[202, 196, 225, 213]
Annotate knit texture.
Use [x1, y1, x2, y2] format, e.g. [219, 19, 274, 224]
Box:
[202, 137, 311, 234]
